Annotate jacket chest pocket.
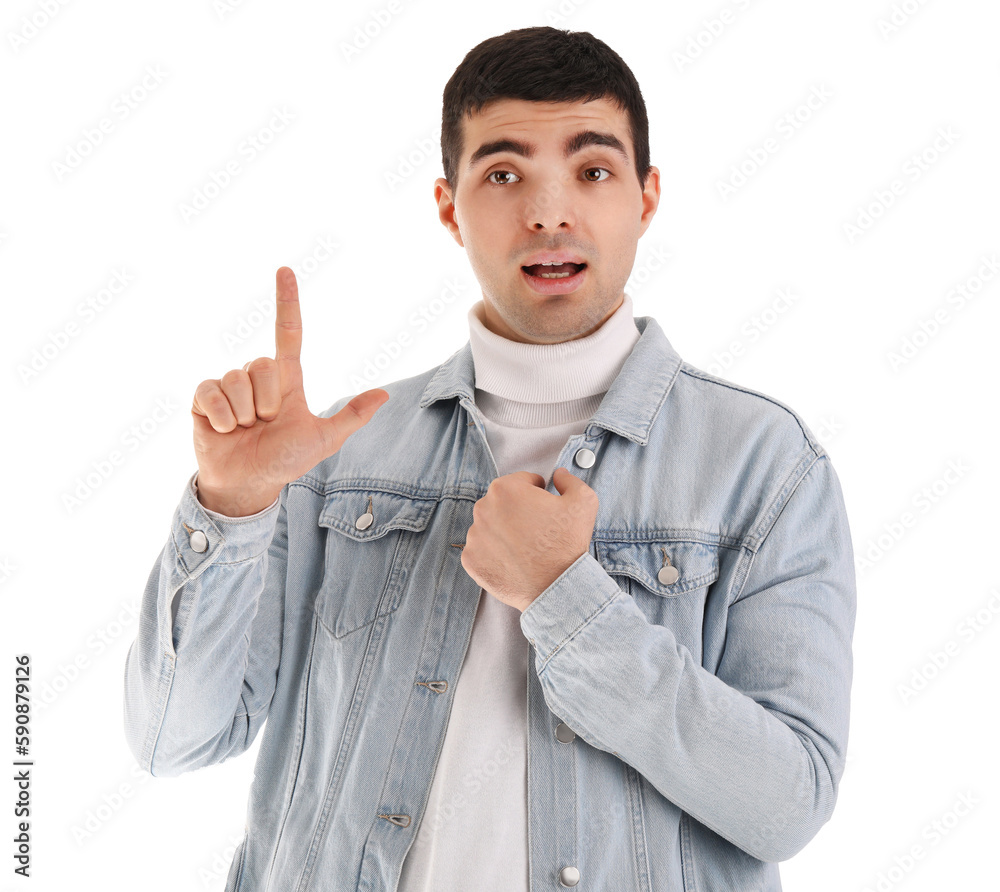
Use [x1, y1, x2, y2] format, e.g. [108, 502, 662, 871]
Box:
[594, 538, 721, 654]
[315, 489, 438, 639]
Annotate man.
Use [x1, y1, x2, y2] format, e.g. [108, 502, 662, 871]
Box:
[124, 26, 856, 892]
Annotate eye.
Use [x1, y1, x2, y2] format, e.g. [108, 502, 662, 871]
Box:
[583, 167, 611, 182]
[486, 170, 520, 186]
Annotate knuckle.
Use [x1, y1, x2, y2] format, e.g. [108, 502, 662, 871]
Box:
[208, 393, 233, 417]
[247, 356, 277, 376]
[221, 368, 249, 388]
[194, 379, 218, 400]
[255, 401, 280, 422]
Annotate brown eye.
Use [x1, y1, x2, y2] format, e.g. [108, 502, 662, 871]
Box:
[584, 168, 611, 182]
[487, 170, 520, 186]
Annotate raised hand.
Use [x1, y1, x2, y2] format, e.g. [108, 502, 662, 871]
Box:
[191, 267, 389, 516]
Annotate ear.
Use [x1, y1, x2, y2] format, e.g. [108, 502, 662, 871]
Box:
[434, 177, 465, 248]
[637, 166, 661, 239]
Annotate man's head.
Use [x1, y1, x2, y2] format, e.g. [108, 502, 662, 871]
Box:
[434, 27, 660, 345]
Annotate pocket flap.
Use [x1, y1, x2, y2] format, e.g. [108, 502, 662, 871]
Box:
[594, 538, 720, 597]
[318, 489, 437, 541]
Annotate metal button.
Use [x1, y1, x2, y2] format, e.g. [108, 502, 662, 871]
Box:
[657, 565, 679, 585]
[559, 866, 581, 887]
[555, 722, 575, 744]
[355, 512, 373, 530]
[574, 448, 595, 469]
[189, 530, 208, 553]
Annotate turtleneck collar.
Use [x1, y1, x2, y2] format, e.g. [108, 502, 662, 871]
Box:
[467, 293, 641, 405]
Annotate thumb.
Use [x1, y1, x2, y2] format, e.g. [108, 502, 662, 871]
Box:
[319, 388, 390, 456]
[551, 466, 586, 496]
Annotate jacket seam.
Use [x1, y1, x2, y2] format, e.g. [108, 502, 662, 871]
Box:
[265, 619, 317, 892]
[679, 811, 698, 892]
[678, 364, 826, 458]
[731, 451, 827, 606]
[143, 654, 177, 775]
[592, 529, 740, 548]
[534, 586, 620, 672]
[199, 550, 272, 567]
[745, 449, 822, 555]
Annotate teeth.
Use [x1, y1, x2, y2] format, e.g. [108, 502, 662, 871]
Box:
[523, 260, 582, 279]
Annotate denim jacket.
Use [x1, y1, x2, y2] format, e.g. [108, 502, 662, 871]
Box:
[123, 314, 856, 891]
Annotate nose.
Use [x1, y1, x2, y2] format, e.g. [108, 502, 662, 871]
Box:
[525, 172, 575, 231]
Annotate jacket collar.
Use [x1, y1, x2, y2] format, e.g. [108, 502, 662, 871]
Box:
[418, 315, 683, 446]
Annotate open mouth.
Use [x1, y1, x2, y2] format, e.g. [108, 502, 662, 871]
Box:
[521, 262, 587, 279]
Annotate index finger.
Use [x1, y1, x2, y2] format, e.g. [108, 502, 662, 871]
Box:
[275, 266, 303, 386]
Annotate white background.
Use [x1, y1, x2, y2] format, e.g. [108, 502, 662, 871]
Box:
[2, 0, 998, 889]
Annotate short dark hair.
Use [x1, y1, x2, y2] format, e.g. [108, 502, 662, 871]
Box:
[441, 26, 651, 195]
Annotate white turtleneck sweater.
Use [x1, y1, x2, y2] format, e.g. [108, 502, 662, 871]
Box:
[396, 293, 641, 892]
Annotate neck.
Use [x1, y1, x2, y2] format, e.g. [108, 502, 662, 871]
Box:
[467, 293, 640, 406]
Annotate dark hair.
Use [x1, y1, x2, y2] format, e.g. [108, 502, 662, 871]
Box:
[441, 26, 651, 195]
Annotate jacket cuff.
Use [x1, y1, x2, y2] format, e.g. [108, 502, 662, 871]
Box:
[170, 472, 281, 576]
[519, 550, 622, 665]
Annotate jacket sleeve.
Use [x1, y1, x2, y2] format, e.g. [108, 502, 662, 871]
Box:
[122, 472, 287, 777]
[518, 453, 856, 862]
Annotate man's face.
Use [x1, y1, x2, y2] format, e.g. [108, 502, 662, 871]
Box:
[434, 97, 660, 344]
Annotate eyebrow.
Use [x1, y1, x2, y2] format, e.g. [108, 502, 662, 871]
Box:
[466, 129, 630, 171]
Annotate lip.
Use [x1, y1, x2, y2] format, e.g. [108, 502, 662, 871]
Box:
[520, 250, 587, 266]
[520, 263, 588, 295]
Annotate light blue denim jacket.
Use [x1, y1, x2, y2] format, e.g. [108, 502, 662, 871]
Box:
[124, 314, 856, 891]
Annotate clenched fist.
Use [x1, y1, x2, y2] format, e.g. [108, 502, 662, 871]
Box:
[461, 467, 599, 612]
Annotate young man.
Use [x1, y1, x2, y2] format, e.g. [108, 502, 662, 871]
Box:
[124, 27, 856, 892]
